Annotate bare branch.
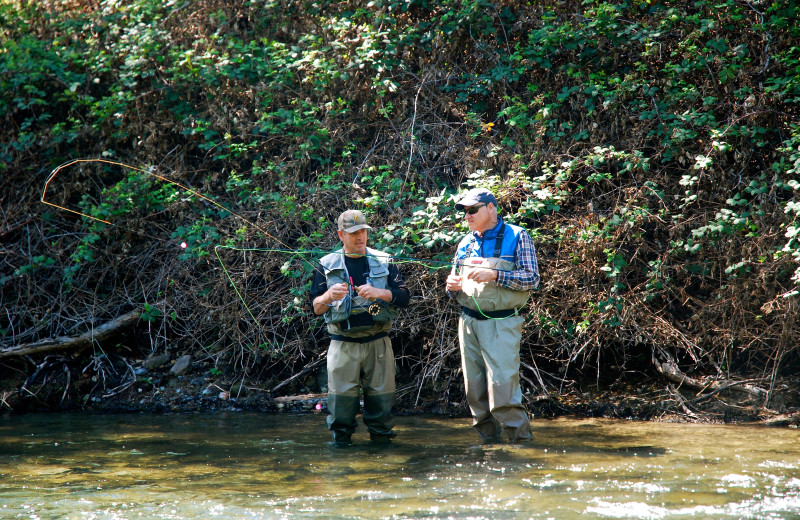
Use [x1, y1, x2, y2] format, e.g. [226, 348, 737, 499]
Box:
[0, 309, 141, 359]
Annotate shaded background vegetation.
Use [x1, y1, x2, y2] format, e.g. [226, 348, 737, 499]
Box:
[2, 0, 799, 417]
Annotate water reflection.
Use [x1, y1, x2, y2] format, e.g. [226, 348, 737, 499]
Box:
[1, 413, 799, 519]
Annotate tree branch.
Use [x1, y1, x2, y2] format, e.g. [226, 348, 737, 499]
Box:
[652, 347, 768, 402]
[0, 309, 141, 358]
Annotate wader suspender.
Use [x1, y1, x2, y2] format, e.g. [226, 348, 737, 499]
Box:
[464, 222, 506, 260]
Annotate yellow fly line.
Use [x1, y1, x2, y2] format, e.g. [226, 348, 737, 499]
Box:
[42, 158, 522, 321]
[41, 158, 288, 246]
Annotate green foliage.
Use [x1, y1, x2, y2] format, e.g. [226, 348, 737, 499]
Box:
[775, 125, 800, 284]
[141, 304, 162, 322]
[356, 165, 408, 211]
[4, 0, 800, 401]
[14, 255, 55, 276]
[171, 219, 221, 260]
[369, 189, 462, 259]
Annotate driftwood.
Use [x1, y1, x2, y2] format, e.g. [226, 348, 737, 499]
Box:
[652, 347, 768, 402]
[764, 413, 800, 427]
[269, 355, 326, 394]
[0, 309, 141, 359]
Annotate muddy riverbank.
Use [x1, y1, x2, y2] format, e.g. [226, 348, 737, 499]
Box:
[3, 352, 798, 427]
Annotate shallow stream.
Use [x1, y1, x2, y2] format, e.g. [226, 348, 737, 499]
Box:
[2, 412, 799, 519]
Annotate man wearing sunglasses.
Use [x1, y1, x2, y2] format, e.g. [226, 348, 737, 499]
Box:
[445, 188, 540, 443]
[310, 210, 410, 447]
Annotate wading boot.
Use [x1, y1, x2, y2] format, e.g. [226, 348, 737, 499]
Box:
[363, 392, 396, 440]
[329, 432, 353, 448]
[369, 430, 397, 446]
[326, 393, 359, 446]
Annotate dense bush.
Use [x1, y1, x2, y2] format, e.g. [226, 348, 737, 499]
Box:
[2, 0, 799, 414]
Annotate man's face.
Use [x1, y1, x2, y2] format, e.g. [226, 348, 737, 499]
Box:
[338, 228, 368, 256]
[463, 203, 494, 233]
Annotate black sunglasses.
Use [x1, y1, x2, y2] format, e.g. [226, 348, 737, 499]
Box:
[463, 203, 486, 215]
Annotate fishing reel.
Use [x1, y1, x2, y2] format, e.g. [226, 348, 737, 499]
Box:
[368, 302, 383, 316]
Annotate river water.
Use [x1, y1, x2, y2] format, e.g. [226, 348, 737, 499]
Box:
[2, 412, 799, 519]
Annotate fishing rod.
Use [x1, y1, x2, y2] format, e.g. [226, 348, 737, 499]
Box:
[43, 158, 514, 270]
[43, 158, 522, 323]
[42, 159, 475, 270]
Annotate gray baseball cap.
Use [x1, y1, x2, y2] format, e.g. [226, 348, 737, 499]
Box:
[337, 210, 372, 232]
[454, 188, 497, 210]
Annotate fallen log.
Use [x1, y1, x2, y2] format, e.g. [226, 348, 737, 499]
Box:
[0, 309, 141, 359]
[764, 412, 800, 427]
[652, 347, 768, 402]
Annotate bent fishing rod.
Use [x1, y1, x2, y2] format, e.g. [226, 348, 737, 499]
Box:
[43, 158, 520, 323]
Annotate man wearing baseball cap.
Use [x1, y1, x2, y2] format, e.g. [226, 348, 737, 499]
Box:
[446, 188, 540, 443]
[310, 210, 410, 446]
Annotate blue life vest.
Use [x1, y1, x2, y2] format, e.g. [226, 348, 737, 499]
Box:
[455, 218, 522, 264]
[454, 219, 530, 312]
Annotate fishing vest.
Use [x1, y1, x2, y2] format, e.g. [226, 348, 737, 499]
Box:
[319, 247, 399, 337]
[455, 219, 531, 313]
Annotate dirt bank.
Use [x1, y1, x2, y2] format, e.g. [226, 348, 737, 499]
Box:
[3, 353, 798, 427]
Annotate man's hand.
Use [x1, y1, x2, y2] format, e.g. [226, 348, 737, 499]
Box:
[446, 274, 463, 292]
[326, 282, 350, 303]
[355, 283, 391, 302]
[313, 282, 348, 315]
[466, 268, 498, 284]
